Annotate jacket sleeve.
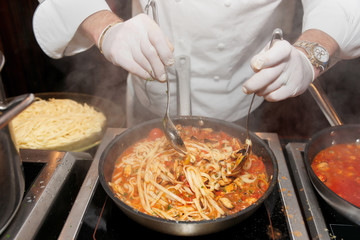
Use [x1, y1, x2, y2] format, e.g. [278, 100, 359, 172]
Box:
[301, 0, 360, 59]
[33, 0, 111, 59]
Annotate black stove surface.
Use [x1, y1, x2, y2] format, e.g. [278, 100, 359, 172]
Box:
[77, 183, 288, 240]
[317, 192, 360, 240]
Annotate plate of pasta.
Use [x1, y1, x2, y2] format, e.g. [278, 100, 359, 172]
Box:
[99, 116, 278, 236]
[10, 92, 125, 152]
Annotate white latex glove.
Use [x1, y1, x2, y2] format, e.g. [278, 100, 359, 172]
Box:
[242, 40, 315, 102]
[101, 14, 174, 82]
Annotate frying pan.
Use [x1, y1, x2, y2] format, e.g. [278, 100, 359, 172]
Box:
[99, 55, 278, 235]
[304, 124, 360, 225]
[98, 116, 278, 236]
[304, 82, 360, 225]
[9, 92, 125, 152]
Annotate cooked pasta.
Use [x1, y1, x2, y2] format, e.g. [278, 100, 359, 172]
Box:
[11, 98, 106, 150]
[109, 126, 270, 221]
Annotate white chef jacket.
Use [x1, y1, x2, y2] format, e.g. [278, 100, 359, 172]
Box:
[33, 0, 360, 122]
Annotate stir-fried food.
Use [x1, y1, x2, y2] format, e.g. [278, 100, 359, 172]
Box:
[109, 126, 270, 221]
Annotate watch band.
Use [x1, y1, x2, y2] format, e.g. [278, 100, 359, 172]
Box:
[293, 41, 329, 72]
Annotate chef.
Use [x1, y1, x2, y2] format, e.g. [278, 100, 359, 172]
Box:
[32, 0, 360, 126]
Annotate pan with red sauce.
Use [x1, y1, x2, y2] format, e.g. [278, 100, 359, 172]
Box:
[311, 143, 360, 207]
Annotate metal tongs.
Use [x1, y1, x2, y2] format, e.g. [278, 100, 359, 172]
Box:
[229, 28, 283, 176]
[145, 0, 188, 155]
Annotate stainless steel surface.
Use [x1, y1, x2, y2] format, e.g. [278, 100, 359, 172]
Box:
[0, 81, 34, 234]
[308, 81, 343, 126]
[3, 149, 92, 240]
[176, 55, 191, 116]
[286, 143, 330, 240]
[257, 133, 309, 240]
[0, 127, 24, 235]
[59, 128, 126, 240]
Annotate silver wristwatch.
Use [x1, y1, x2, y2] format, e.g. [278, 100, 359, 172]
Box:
[293, 41, 330, 72]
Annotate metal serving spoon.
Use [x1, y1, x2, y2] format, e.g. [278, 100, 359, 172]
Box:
[163, 80, 188, 155]
[229, 28, 283, 176]
[145, 0, 188, 155]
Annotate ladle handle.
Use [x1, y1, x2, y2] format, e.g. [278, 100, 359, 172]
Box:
[308, 81, 343, 126]
[0, 51, 7, 105]
[145, 0, 159, 24]
[176, 55, 191, 116]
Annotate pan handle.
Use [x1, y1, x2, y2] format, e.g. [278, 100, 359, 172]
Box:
[308, 81, 343, 126]
[0, 93, 35, 129]
[175, 55, 192, 116]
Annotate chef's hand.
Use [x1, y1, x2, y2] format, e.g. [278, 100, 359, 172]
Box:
[242, 40, 315, 102]
[101, 14, 174, 82]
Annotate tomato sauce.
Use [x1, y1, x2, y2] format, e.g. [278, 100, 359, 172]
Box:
[311, 143, 360, 207]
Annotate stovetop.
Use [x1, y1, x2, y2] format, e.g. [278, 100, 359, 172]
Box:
[59, 129, 308, 240]
[2, 128, 360, 240]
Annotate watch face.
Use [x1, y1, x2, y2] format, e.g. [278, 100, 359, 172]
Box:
[313, 45, 329, 62]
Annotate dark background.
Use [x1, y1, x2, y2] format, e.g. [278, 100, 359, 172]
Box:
[0, 0, 359, 140]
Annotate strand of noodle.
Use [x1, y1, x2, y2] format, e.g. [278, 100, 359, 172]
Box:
[113, 176, 122, 185]
[201, 172, 216, 191]
[158, 164, 176, 182]
[180, 211, 202, 221]
[149, 191, 167, 207]
[152, 208, 176, 220]
[148, 189, 168, 207]
[206, 195, 225, 215]
[191, 168, 207, 196]
[193, 198, 210, 220]
[184, 166, 218, 218]
[187, 166, 224, 216]
[184, 167, 201, 198]
[221, 167, 230, 182]
[149, 179, 186, 205]
[127, 177, 136, 198]
[137, 141, 162, 214]
[142, 141, 166, 210]
[187, 142, 209, 152]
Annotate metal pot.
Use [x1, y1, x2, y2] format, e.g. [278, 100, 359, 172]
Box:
[304, 82, 360, 225]
[98, 116, 278, 236]
[0, 51, 35, 234]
